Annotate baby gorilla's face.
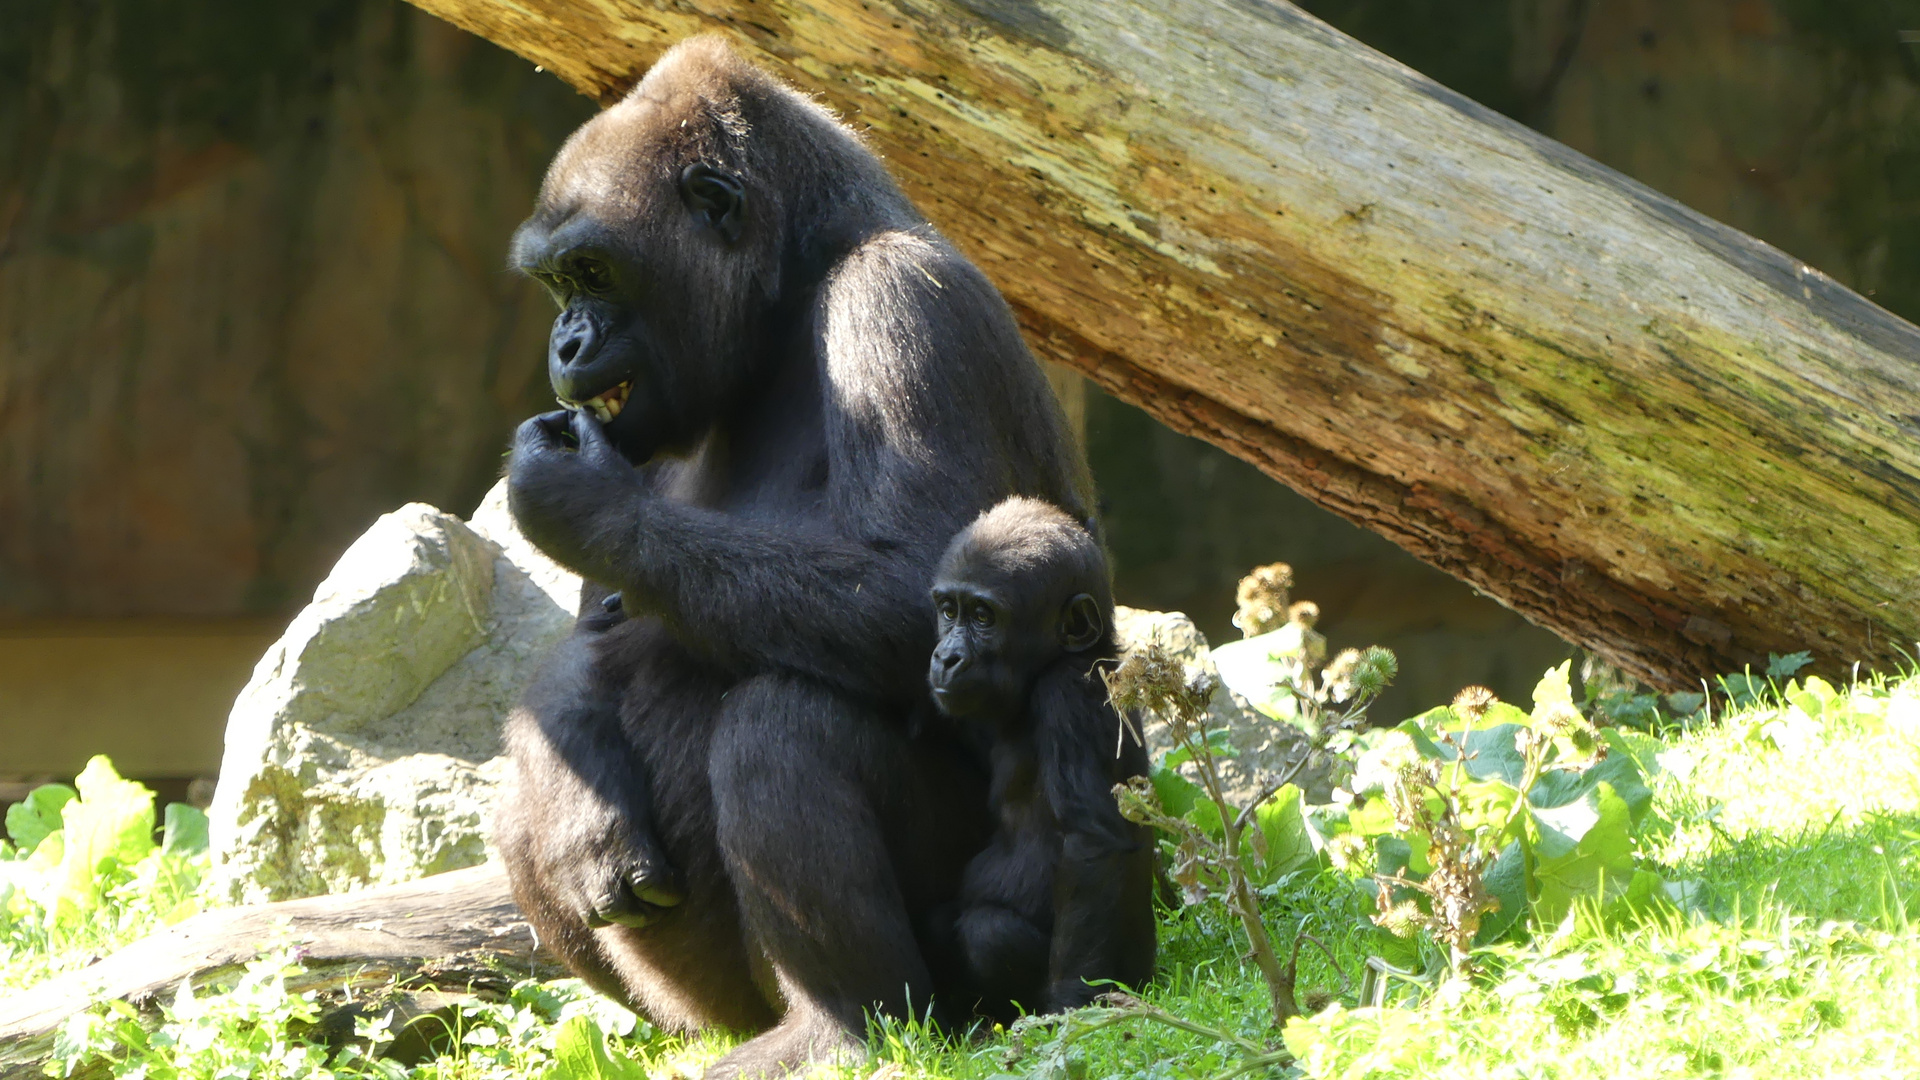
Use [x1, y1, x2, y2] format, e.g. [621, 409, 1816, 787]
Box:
[927, 581, 1052, 718]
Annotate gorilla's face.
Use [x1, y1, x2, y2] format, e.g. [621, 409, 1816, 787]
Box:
[511, 98, 769, 464]
[927, 566, 1105, 721]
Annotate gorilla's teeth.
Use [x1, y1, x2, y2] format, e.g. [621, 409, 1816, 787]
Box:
[575, 381, 630, 424]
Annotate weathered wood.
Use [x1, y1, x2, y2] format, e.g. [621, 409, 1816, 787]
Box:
[397, 0, 1920, 689]
[0, 865, 558, 1076]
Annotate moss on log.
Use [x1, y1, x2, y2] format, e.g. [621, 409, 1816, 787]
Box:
[398, 0, 1920, 689]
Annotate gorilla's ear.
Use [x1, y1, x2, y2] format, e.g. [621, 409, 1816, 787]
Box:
[680, 163, 746, 244]
[1060, 593, 1104, 653]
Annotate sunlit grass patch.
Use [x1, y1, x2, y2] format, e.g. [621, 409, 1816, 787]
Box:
[10, 671, 1920, 1080]
[1284, 671, 1920, 1080]
[1284, 912, 1920, 1080]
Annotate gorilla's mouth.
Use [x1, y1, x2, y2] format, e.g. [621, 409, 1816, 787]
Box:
[561, 381, 632, 423]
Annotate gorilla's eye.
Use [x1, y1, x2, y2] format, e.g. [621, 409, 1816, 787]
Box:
[971, 605, 996, 629]
[573, 259, 614, 293]
[938, 599, 959, 623]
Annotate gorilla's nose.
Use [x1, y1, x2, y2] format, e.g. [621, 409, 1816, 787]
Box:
[548, 310, 605, 400]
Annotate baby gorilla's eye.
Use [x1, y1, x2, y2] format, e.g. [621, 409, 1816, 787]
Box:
[971, 605, 996, 629]
[937, 599, 958, 622]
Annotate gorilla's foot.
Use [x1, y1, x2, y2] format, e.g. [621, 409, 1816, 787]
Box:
[702, 1013, 864, 1080]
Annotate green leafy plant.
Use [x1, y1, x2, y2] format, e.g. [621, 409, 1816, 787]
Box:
[1315, 663, 1670, 977]
[2, 756, 210, 989]
[50, 948, 671, 1080]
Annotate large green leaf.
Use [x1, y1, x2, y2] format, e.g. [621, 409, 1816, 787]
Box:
[1397, 720, 1531, 788]
[1531, 661, 1575, 714]
[1475, 839, 1528, 945]
[1529, 780, 1636, 926]
[67, 757, 156, 870]
[162, 803, 210, 856]
[1529, 753, 1652, 827]
[45, 757, 157, 920]
[5, 783, 76, 856]
[1343, 796, 1400, 840]
[1149, 766, 1222, 836]
[1247, 786, 1317, 884]
[1602, 728, 1665, 780]
[551, 1015, 640, 1080]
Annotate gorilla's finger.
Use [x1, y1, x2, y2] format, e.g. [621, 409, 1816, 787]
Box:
[585, 879, 657, 929]
[570, 408, 621, 466]
[629, 863, 687, 908]
[600, 906, 665, 929]
[594, 886, 672, 929]
[517, 410, 576, 451]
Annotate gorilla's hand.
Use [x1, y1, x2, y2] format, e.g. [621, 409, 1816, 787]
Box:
[514, 787, 689, 930]
[507, 409, 639, 574]
[585, 833, 690, 929]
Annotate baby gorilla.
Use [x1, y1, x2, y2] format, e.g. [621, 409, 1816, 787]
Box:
[924, 497, 1156, 1022]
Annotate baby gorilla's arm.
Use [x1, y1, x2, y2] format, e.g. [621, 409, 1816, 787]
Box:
[1033, 663, 1158, 1011]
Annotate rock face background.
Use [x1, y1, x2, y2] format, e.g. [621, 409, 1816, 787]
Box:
[0, 0, 593, 619]
[208, 481, 577, 903]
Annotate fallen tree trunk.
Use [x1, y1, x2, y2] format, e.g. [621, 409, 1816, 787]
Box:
[0, 865, 557, 1077]
[401, 0, 1920, 689]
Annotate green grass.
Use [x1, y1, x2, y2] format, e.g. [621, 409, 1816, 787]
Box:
[11, 675, 1920, 1080]
[1276, 674, 1920, 1080]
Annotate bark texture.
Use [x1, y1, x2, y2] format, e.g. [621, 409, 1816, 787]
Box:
[0, 865, 556, 1077]
[398, 0, 1920, 689]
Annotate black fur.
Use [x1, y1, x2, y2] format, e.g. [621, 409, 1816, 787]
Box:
[494, 37, 1092, 1078]
[923, 498, 1156, 1021]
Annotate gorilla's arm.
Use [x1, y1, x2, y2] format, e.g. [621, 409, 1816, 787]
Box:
[509, 233, 1085, 702]
[1032, 663, 1158, 1011]
[511, 411, 938, 697]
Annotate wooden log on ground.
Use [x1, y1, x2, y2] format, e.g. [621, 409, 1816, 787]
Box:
[0, 865, 558, 1077]
[396, 0, 1920, 689]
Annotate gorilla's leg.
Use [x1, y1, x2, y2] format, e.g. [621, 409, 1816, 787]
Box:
[498, 623, 776, 1033]
[506, 627, 685, 926]
[704, 675, 984, 1078]
[955, 904, 1050, 1017]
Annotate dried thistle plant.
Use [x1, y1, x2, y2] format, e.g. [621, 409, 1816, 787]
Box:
[1232, 563, 1295, 638]
[1103, 641, 1298, 1027]
[1452, 685, 1497, 722]
[1370, 758, 1499, 973]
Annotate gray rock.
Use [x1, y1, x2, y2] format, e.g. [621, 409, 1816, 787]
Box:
[209, 482, 579, 904]
[1112, 606, 1338, 806]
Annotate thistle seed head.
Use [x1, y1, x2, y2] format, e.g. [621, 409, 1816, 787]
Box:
[1233, 562, 1294, 638]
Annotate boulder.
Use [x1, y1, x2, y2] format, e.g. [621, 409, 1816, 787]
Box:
[208, 481, 579, 904]
[1112, 607, 1339, 806]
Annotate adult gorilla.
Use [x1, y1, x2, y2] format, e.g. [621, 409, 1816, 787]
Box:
[496, 36, 1093, 1078]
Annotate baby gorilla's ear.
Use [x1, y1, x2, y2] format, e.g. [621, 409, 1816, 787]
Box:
[1059, 593, 1104, 653]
